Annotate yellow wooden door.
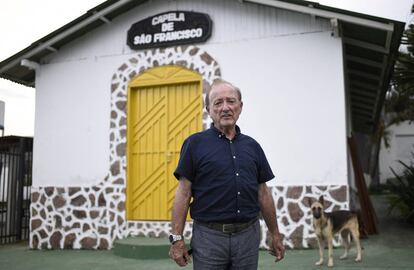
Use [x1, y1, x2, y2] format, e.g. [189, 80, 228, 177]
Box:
[127, 65, 202, 220]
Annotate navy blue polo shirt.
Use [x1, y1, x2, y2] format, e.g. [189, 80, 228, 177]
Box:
[174, 125, 275, 223]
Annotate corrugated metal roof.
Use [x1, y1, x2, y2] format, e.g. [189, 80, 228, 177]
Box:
[0, 0, 406, 134]
[342, 19, 403, 134]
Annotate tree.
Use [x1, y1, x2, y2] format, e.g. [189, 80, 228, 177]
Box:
[387, 5, 414, 122]
[370, 5, 414, 189]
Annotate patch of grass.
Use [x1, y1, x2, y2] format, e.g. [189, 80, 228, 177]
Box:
[387, 160, 414, 224]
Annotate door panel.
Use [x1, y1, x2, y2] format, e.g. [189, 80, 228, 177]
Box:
[127, 66, 202, 220]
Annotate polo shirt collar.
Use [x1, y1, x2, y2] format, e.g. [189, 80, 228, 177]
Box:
[210, 123, 241, 139]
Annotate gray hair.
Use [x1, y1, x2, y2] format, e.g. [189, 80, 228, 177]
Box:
[205, 79, 242, 110]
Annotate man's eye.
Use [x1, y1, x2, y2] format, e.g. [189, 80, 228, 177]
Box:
[214, 101, 223, 106]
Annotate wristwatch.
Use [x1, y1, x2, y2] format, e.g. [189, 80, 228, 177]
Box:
[169, 234, 183, 244]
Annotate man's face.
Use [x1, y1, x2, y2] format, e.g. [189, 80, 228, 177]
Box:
[207, 83, 243, 130]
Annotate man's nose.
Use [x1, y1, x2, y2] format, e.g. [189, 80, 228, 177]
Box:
[222, 101, 230, 110]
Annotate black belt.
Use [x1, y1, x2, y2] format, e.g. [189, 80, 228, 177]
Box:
[196, 217, 258, 234]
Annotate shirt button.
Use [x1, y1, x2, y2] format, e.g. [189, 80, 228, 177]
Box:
[235, 173, 239, 176]
[237, 191, 241, 195]
[237, 210, 240, 213]
[233, 156, 236, 159]
[230, 141, 233, 144]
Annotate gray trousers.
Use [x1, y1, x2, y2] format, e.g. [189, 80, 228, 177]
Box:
[191, 220, 260, 270]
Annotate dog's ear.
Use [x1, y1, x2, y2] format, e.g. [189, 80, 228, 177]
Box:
[318, 195, 324, 205]
[306, 197, 313, 207]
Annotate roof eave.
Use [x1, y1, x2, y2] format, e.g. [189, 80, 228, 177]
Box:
[0, 0, 147, 87]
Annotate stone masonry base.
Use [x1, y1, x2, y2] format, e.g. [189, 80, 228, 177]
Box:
[30, 185, 348, 249]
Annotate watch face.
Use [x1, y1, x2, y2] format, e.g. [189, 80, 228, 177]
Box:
[169, 234, 182, 244]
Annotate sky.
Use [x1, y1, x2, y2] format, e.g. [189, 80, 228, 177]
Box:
[0, 0, 104, 136]
[0, 0, 413, 136]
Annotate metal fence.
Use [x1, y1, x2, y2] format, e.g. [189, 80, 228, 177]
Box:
[0, 136, 33, 244]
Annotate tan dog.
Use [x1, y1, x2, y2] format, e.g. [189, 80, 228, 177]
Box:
[308, 196, 362, 267]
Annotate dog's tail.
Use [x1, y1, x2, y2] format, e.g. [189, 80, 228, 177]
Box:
[351, 210, 368, 239]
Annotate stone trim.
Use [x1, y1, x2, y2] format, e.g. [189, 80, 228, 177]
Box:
[271, 185, 348, 249]
[31, 183, 347, 249]
[125, 185, 348, 249]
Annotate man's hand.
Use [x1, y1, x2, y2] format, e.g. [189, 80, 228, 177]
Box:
[169, 240, 191, 267]
[268, 234, 285, 262]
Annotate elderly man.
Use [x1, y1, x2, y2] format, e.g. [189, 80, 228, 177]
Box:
[169, 79, 285, 269]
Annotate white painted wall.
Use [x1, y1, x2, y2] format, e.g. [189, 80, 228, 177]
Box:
[33, 0, 347, 187]
[33, 57, 112, 186]
[203, 32, 346, 186]
[379, 121, 414, 184]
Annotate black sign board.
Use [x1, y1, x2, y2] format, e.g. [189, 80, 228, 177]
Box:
[127, 11, 212, 50]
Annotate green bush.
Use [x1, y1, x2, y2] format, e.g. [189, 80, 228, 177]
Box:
[387, 160, 414, 224]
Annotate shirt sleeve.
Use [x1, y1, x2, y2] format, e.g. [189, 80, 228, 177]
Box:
[173, 137, 195, 182]
[257, 144, 275, 183]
